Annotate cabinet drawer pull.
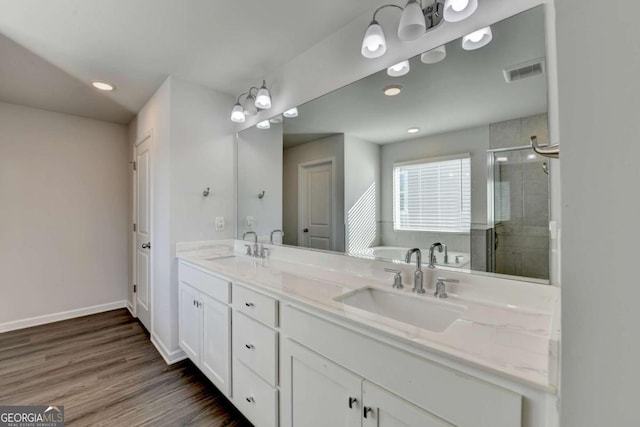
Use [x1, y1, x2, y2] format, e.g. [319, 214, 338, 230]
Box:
[348, 397, 358, 409]
[245, 302, 255, 307]
[245, 344, 254, 350]
[363, 407, 374, 419]
[245, 396, 254, 403]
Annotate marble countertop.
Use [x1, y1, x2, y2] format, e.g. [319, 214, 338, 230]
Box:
[177, 240, 560, 392]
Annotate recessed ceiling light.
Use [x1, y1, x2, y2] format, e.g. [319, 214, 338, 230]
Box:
[496, 156, 509, 162]
[383, 85, 403, 96]
[283, 107, 299, 118]
[91, 81, 115, 91]
[407, 127, 420, 134]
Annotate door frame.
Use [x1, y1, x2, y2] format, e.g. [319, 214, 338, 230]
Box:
[297, 157, 337, 250]
[131, 130, 154, 334]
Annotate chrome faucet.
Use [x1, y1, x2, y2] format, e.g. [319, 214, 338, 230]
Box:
[243, 231, 258, 256]
[428, 242, 443, 268]
[405, 248, 424, 294]
[270, 229, 284, 245]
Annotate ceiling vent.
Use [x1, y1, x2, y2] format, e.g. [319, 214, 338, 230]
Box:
[503, 58, 545, 83]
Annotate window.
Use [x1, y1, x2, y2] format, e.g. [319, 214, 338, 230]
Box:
[393, 155, 471, 233]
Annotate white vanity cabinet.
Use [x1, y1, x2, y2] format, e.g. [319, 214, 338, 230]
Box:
[232, 283, 280, 427]
[178, 261, 232, 397]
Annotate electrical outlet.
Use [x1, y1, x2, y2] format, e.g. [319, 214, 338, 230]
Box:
[215, 217, 225, 231]
[246, 216, 254, 228]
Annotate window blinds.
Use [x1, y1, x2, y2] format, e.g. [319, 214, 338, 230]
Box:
[393, 155, 471, 233]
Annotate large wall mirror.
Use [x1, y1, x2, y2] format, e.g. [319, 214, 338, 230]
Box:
[237, 5, 556, 283]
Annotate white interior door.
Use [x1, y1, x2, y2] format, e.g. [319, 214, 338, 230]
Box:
[135, 136, 152, 330]
[299, 160, 334, 251]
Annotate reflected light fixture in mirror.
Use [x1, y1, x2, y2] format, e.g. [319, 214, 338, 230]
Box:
[269, 115, 283, 124]
[496, 156, 508, 162]
[407, 127, 420, 134]
[387, 60, 410, 77]
[283, 107, 299, 118]
[383, 85, 403, 96]
[462, 26, 493, 50]
[361, 0, 476, 59]
[257, 120, 271, 129]
[92, 81, 115, 91]
[421, 45, 447, 64]
[443, 0, 478, 22]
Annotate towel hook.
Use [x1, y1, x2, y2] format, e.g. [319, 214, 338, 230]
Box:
[530, 135, 559, 159]
[258, 190, 266, 199]
[203, 187, 210, 197]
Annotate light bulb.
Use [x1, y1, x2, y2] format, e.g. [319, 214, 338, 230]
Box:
[230, 103, 245, 123]
[244, 94, 258, 116]
[255, 81, 272, 109]
[443, 0, 477, 22]
[283, 107, 299, 118]
[257, 120, 271, 130]
[462, 26, 493, 50]
[361, 21, 386, 58]
[387, 60, 410, 77]
[398, 0, 426, 41]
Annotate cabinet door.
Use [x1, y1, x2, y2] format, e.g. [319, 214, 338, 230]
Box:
[178, 282, 202, 363]
[284, 340, 362, 427]
[362, 381, 453, 427]
[201, 293, 231, 396]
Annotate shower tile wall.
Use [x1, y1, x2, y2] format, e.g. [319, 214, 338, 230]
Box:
[490, 113, 550, 280]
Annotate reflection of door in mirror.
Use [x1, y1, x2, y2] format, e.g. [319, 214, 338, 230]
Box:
[299, 160, 334, 250]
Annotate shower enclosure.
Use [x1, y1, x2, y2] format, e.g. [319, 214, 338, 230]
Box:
[487, 146, 550, 280]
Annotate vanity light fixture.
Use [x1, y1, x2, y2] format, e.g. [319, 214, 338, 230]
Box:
[230, 80, 273, 123]
[407, 127, 420, 134]
[443, 0, 478, 23]
[420, 45, 447, 64]
[92, 81, 115, 91]
[383, 85, 403, 96]
[361, 0, 476, 59]
[257, 120, 271, 130]
[462, 26, 493, 50]
[387, 60, 410, 77]
[283, 107, 299, 118]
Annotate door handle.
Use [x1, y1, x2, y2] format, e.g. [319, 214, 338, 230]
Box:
[303, 228, 309, 233]
[141, 242, 151, 249]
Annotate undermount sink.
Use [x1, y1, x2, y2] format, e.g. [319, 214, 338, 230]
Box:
[203, 254, 236, 261]
[335, 287, 466, 333]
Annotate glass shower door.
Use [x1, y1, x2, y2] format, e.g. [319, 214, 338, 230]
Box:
[489, 147, 550, 280]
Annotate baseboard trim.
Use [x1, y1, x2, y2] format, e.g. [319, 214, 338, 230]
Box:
[126, 300, 136, 317]
[0, 300, 128, 333]
[151, 333, 187, 365]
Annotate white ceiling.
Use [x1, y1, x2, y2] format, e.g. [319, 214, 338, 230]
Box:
[283, 6, 547, 146]
[0, 0, 376, 124]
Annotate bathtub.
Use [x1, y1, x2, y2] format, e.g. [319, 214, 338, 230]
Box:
[352, 246, 470, 268]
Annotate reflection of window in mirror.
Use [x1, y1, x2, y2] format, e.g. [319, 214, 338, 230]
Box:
[393, 155, 471, 233]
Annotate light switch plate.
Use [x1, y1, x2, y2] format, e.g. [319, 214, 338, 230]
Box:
[215, 217, 225, 231]
[246, 216, 254, 228]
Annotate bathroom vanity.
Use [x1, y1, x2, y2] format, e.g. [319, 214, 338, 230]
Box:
[177, 240, 560, 427]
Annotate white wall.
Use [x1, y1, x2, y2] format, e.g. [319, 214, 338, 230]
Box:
[557, 0, 640, 425]
[237, 124, 283, 240]
[0, 101, 129, 328]
[130, 76, 236, 361]
[344, 135, 380, 253]
[282, 134, 345, 250]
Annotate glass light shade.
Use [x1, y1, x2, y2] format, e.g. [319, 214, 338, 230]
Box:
[230, 103, 245, 123]
[462, 26, 493, 50]
[443, 0, 477, 22]
[255, 83, 272, 109]
[397, 0, 426, 41]
[257, 120, 271, 130]
[269, 115, 283, 124]
[244, 95, 258, 116]
[420, 45, 447, 64]
[387, 60, 410, 77]
[283, 107, 299, 118]
[361, 21, 386, 58]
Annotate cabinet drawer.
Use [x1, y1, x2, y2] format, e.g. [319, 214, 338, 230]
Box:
[179, 262, 230, 303]
[234, 284, 278, 327]
[234, 361, 278, 427]
[234, 311, 278, 386]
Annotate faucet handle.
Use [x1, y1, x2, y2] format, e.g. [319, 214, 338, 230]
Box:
[244, 244, 253, 256]
[435, 277, 459, 299]
[384, 268, 404, 289]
